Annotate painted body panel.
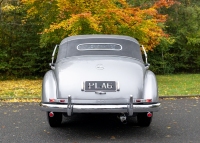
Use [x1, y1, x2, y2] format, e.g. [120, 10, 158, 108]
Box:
[42, 70, 57, 102]
[55, 56, 144, 102]
[143, 70, 158, 102]
[42, 56, 159, 103]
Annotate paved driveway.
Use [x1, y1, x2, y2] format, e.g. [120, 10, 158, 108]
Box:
[0, 98, 199, 143]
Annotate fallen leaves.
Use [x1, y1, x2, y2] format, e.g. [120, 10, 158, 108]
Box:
[110, 136, 116, 140]
[0, 98, 40, 102]
[95, 136, 101, 139]
[167, 126, 171, 129]
[44, 130, 50, 134]
[0, 79, 42, 100]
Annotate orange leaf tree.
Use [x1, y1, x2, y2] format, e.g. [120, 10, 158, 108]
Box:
[22, 0, 175, 50]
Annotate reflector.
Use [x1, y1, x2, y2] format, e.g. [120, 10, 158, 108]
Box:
[49, 112, 54, 117]
[147, 112, 152, 117]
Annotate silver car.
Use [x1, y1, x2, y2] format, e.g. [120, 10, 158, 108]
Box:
[40, 35, 161, 127]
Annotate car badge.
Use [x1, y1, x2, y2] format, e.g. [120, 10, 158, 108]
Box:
[96, 64, 104, 70]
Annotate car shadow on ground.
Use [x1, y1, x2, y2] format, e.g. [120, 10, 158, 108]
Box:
[48, 114, 161, 138]
[61, 113, 138, 127]
[43, 113, 164, 142]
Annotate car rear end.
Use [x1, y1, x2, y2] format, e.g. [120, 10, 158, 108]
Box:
[40, 35, 161, 127]
[40, 56, 160, 116]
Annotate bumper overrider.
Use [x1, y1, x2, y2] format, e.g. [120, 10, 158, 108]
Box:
[40, 95, 161, 116]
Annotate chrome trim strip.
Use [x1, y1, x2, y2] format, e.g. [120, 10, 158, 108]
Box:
[81, 82, 84, 91]
[117, 81, 120, 91]
[73, 105, 128, 113]
[40, 103, 161, 115]
[77, 43, 122, 51]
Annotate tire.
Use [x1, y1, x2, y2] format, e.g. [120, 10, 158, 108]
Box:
[47, 112, 62, 127]
[137, 112, 153, 127]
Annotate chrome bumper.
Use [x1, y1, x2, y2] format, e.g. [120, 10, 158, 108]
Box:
[39, 103, 161, 116]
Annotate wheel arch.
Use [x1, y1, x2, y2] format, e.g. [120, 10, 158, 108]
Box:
[143, 70, 159, 102]
[42, 70, 57, 102]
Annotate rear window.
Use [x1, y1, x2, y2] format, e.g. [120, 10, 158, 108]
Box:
[77, 43, 122, 51]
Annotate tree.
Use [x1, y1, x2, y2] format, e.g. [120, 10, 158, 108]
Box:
[164, 0, 200, 73]
[0, 0, 50, 77]
[0, 0, 177, 77]
[22, 0, 175, 51]
[147, 0, 200, 74]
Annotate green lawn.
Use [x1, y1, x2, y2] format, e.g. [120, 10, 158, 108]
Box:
[0, 74, 200, 100]
[157, 74, 200, 96]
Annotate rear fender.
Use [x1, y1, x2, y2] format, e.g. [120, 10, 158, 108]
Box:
[42, 70, 57, 102]
[143, 70, 159, 102]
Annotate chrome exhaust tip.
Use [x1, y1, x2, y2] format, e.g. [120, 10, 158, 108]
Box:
[117, 114, 127, 124]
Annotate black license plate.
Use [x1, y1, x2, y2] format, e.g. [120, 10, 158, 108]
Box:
[84, 81, 116, 92]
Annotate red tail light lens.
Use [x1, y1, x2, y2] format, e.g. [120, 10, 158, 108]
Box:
[136, 99, 141, 102]
[60, 99, 65, 103]
[49, 99, 55, 102]
[146, 99, 152, 102]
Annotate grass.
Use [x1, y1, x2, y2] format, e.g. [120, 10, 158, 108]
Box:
[0, 74, 200, 100]
[157, 74, 200, 96]
[0, 79, 42, 99]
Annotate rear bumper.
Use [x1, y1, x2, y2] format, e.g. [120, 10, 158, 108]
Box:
[39, 102, 161, 116]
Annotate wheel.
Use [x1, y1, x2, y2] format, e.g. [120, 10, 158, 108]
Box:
[137, 112, 153, 127]
[47, 112, 62, 127]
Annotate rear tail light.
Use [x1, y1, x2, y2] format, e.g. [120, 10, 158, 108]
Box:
[60, 99, 65, 103]
[49, 99, 55, 102]
[135, 99, 152, 103]
[146, 99, 152, 102]
[136, 99, 141, 102]
[49, 99, 66, 103]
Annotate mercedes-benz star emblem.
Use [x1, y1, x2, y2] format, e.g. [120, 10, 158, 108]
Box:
[96, 64, 104, 70]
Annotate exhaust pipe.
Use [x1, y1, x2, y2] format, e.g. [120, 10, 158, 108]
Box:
[117, 114, 127, 124]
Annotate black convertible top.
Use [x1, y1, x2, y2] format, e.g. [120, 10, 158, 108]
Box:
[57, 35, 143, 62]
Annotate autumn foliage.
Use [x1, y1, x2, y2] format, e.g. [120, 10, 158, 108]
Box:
[21, 0, 175, 50]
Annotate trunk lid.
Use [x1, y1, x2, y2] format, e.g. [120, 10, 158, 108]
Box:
[55, 56, 145, 103]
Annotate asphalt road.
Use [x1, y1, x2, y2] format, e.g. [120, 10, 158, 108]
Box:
[0, 98, 200, 143]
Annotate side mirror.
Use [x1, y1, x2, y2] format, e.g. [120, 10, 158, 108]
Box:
[141, 45, 150, 69]
[50, 44, 59, 70]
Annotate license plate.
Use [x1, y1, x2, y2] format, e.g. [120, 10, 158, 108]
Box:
[84, 81, 116, 92]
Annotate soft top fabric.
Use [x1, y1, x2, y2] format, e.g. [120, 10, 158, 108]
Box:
[56, 35, 143, 62]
